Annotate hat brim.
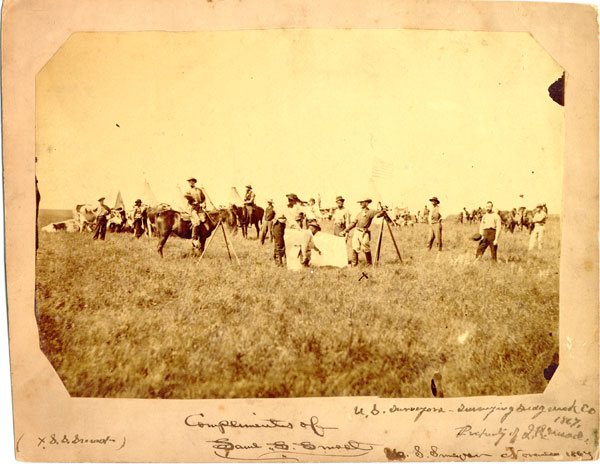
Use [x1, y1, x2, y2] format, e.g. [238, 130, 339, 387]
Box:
[357, 199, 372, 203]
[187, 178, 197, 182]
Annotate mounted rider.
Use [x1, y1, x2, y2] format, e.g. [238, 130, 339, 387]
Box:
[244, 185, 256, 223]
[184, 177, 207, 248]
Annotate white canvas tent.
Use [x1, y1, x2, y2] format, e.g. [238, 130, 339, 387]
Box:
[142, 179, 158, 207]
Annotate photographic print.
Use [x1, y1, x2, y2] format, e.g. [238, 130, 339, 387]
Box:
[3, 0, 598, 462]
[35, 29, 563, 399]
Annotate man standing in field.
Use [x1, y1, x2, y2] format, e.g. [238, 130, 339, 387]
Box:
[427, 196, 443, 251]
[272, 214, 287, 267]
[331, 195, 351, 237]
[132, 199, 145, 239]
[344, 198, 383, 266]
[93, 197, 111, 241]
[184, 177, 206, 248]
[260, 199, 275, 245]
[528, 203, 548, 251]
[475, 201, 502, 262]
[284, 193, 303, 230]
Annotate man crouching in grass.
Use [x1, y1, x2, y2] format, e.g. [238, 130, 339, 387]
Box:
[299, 219, 322, 267]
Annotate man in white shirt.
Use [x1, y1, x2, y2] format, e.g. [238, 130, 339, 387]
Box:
[305, 198, 323, 222]
[528, 203, 548, 250]
[475, 201, 502, 262]
[284, 193, 303, 230]
[331, 196, 351, 237]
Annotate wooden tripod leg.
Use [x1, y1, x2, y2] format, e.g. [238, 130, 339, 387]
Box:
[221, 222, 241, 266]
[386, 218, 403, 263]
[221, 222, 232, 262]
[198, 220, 221, 263]
[375, 218, 384, 265]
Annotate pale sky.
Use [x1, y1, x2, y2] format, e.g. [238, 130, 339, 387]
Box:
[36, 30, 564, 215]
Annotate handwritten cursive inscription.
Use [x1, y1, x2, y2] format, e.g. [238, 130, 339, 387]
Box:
[185, 413, 338, 438]
[207, 437, 380, 461]
[36, 433, 126, 451]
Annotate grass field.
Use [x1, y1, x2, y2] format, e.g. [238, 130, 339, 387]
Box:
[35, 215, 560, 398]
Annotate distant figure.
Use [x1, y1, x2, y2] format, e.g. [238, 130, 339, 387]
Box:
[272, 215, 287, 267]
[132, 199, 145, 239]
[331, 196, 351, 237]
[422, 205, 430, 223]
[93, 197, 111, 241]
[529, 203, 548, 251]
[345, 197, 384, 266]
[463, 207, 471, 224]
[260, 199, 275, 245]
[475, 201, 502, 262]
[298, 219, 322, 267]
[184, 177, 206, 248]
[427, 197, 442, 251]
[306, 198, 323, 222]
[244, 185, 256, 223]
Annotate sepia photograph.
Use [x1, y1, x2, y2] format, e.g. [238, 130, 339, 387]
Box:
[3, 0, 599, 461]
[35, 29, 564, 400]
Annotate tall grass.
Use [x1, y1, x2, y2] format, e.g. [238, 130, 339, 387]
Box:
[35, 218, 559, 398]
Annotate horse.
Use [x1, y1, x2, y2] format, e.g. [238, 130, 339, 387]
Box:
[155, 209, 218, 257]
[235, 205, 264, 239]
[218, 205, 239, 236]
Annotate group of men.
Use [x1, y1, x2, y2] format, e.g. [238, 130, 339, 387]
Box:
[262, 193, 384, 267]
[91, 176, 549, 266]
[91, 197, 146, 240]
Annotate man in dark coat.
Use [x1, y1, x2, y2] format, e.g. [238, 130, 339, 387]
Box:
[93, 197, 111, 240]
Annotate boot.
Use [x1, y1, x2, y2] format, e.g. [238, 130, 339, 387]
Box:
[365, 252, 373, 266]
[351, 251, 359, 267]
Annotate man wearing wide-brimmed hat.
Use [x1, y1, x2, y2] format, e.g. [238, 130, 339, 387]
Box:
[260, 199, 275, 245]
[92, 197, 111, 240]
[297, 219, 322, 267]
[243, 185, 256, 225]
[331, 195, 351, 237]
[344, 197, 383, 266]
[184, 177, 207, 247]
[284, 193, 303, 230]
[528, 203, 548, 251]
[427, 196, 443, 251]
[132, 199, 145, 239]
[272, 214, 287, 266]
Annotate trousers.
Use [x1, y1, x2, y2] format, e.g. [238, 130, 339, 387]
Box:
[428, 222, 442, 251]
[476, 228, 497, 261]
[93, 216, 108, 240]
[529, 224, 545, 250]
[352, 229, 371, 253]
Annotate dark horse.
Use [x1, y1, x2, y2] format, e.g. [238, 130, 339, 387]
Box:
[156, 209, 218, 257]
[236, 205, 264, 239]
[155, 208, 238, 257]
